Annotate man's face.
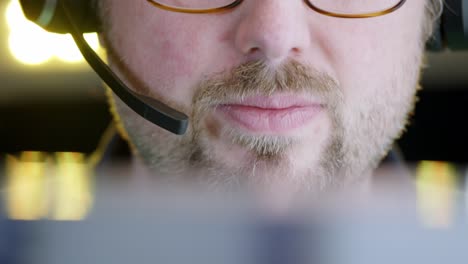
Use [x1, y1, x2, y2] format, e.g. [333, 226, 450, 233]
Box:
[101, 0, 427, 191]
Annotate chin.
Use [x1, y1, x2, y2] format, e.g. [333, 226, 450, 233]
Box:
[196, 133, 322, 189]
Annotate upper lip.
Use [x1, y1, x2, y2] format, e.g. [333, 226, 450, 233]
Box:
[220, 94, 323, 110]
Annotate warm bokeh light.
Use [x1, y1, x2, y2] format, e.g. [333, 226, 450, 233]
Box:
[6, 0, 100, 65]
[416, 161, 458, 228]
[466, 168, 468, 222]
[4, 151, 94, 221]
[8, 29, 54, 65]
[52, 152, 93, 221]
[5, 152, 49, 220]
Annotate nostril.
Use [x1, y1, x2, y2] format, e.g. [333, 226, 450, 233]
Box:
[291, 47, 301, 54]
[249, 47, 260, 54]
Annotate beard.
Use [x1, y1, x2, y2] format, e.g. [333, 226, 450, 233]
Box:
[188, 60, 346, 192]
[108, 54, 420, 194]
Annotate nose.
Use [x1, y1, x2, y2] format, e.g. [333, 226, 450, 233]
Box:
[234, 0, 311, 64]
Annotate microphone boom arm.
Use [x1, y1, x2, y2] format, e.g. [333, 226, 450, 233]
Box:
[60, 0, 189, 135]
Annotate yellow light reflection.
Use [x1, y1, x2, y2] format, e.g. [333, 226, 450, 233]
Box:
[4, 151, 94, 221]
[466, 168, 468, 222]
[5, 0, 26, 29]
[53, 35, 86, 63]
[53, 34, 100, 63]
[6, 0, 100, 65]
[52, 153, 93, 221]
[8, 29, 54, 65]
[5, 152, 49, 220]
[416, 161, 458, 228]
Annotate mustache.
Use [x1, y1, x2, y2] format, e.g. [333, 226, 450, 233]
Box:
[193, 60, 342, 111]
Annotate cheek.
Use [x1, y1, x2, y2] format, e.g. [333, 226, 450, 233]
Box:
[153, 40, 195, 78]
[328, 7, 424, 100]
[133, 20, 202, 82]
[109, 2, 207, 101]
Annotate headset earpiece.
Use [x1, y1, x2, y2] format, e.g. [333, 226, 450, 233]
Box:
[19, 0, 99, 34]
[19, 0, 189, 135]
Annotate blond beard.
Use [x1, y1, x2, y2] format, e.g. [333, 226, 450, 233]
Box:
[105, 54, 420, 193]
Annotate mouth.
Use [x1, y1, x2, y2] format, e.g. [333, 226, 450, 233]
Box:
[215, 94, 324, 134]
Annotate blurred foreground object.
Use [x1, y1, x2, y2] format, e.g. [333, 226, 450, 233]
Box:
[0, 164, 467, 264]
[4, 152, 93, 221]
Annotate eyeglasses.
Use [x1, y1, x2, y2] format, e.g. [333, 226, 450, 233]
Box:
[147, 0, 407, 18]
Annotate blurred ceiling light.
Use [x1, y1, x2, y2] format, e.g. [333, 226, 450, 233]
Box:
[6, 0, 100, 65]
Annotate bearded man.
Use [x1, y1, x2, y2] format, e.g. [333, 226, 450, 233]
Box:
[92, 0, 443, 192]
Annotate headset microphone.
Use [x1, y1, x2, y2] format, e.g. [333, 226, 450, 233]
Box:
[19, 0, 189, 135]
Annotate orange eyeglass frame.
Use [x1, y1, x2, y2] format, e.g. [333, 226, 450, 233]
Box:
[147, 0, 407, 18]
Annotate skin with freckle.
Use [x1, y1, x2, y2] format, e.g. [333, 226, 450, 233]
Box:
[97, 0, 441, 192]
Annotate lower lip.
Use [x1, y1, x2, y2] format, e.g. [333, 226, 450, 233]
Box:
[217, 104, 323, 133]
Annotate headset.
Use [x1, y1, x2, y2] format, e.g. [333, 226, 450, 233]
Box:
[19, 0, 189, 135]
[19, 0, 468, 135]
